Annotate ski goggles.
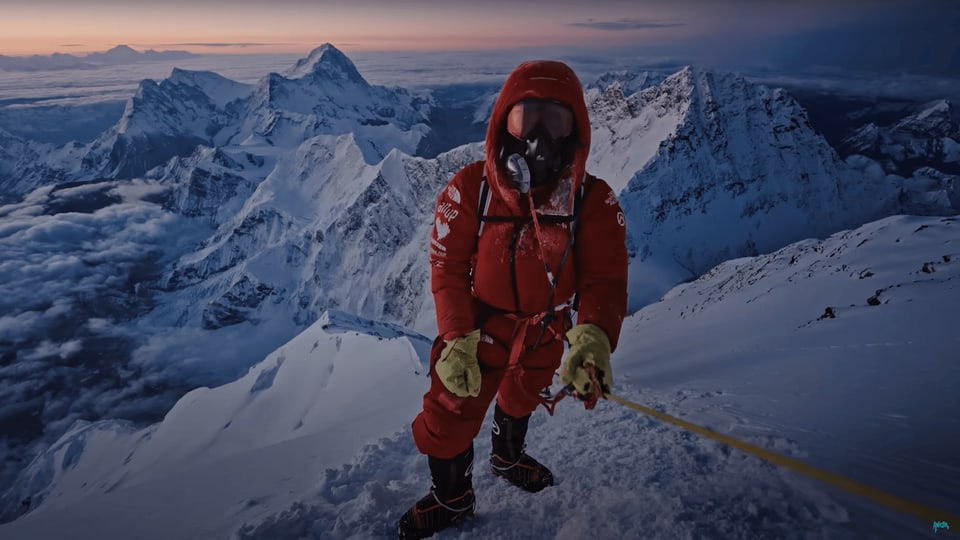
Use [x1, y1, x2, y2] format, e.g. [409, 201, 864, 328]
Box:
[506, 99, 574, 140]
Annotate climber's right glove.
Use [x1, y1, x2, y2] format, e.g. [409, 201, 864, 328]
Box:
[434, 329, 482, 398]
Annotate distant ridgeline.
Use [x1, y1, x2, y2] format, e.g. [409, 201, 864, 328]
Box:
[0, 45, 195, 71]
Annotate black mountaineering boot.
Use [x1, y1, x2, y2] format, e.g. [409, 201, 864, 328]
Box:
[398, 444, 476, 539]
[489, 403, 554, 493]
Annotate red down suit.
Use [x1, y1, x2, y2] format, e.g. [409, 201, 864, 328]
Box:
[412, 61, 629, 458]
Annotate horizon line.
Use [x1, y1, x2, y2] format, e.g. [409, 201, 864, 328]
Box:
[0, 38, 661, 58]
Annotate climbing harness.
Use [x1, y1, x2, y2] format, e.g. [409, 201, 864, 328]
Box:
[477, 173, 586, 406]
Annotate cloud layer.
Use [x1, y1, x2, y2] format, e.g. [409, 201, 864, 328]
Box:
[568, 18, 685, 31]
[0, 179, 195, 485]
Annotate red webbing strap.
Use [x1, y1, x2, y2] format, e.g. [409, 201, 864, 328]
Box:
[506, 316, 534, 368]
[525, 192, 554, 285]
[502, 309, 569, 415]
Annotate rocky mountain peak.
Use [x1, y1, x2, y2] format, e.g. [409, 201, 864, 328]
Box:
[283, 43, 367, 86]
[893, 99, 955, 136]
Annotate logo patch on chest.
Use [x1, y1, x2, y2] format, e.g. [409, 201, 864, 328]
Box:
[435, 218, 451, 239]
[437, 202, 459, 221]
[447, 185, 461, 204]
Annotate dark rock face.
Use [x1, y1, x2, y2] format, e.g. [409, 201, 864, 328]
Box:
[203, 275, 275, 329]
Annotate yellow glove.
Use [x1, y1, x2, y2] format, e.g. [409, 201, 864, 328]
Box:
[561, 323, 612, 395]
[435, 329, 482, 397]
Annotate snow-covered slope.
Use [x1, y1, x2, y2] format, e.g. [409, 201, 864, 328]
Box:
[0, 309, 433, 531]
[149, 138, 481, 333]
[0, 129, 88, 198]
[0, 128, 36, 196]
[2, 214, 955, 539]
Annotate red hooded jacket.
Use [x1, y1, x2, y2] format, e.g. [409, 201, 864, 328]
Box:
[429, 61, 628, 350]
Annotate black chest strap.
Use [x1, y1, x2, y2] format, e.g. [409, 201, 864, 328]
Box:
[476, 176, 585, 236]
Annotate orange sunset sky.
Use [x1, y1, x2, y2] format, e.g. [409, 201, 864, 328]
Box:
[0, 0, 884, 57]
[1, 0, 956, 79]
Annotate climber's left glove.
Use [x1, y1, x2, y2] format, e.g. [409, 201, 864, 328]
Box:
[560, 323, 612, 396]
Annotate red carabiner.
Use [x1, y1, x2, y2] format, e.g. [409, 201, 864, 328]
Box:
[575, 365, 604, 410]
[538, 365, 605, 415]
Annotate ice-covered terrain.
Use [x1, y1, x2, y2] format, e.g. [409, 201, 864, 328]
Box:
[1, 214, 956, 539]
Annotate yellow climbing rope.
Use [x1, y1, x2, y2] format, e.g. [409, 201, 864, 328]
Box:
[604, 392, 960, 526]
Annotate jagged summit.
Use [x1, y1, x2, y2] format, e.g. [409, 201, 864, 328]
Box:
[283, 43, 367, 85]
[893, 99, 954, 136]
[841, 98, 959, 175]
[166, 68, 252, 108]
[586, 64, 881, 307]
[588, 69, 667, 96]
[167, 67, 230, 90]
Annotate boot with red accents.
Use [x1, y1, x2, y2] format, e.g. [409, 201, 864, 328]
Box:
[397, 445, 476, 539]
[489, 403, 554, 493]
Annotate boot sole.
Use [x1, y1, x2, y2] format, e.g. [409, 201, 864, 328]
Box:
[397, 508, 475, 539]
[491, 466, 553, 493]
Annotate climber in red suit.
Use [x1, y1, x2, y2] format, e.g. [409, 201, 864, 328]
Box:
[399, 60, 628, 539]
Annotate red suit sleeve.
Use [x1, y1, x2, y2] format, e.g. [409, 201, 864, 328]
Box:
[430, 162, 482, 340]
[574, 178, 629, 351]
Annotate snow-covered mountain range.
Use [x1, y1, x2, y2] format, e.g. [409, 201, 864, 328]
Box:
[1, 44, 958, 532]
[586, 67, 957, 306]
[1, 44, 431, 193]
[841, 99, 960, 176]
